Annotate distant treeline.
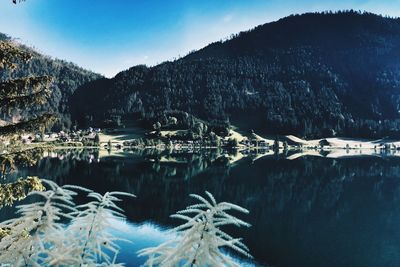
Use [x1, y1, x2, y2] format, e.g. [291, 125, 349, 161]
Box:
[5, 11, 400, 138]
[70, 11, 400, 138]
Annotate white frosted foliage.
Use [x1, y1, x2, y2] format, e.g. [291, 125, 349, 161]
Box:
[0, 180, 251, 266]
[138, 191, 252, 267]
[0, 180, 135, 267]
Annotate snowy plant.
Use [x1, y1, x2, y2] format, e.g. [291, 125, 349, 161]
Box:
[0, 179, 134, 266]
[138, 191, 252, 267]
[0, 179, 77, 266]
[66, 191, 135, 266]
[0, 180, 251, 266]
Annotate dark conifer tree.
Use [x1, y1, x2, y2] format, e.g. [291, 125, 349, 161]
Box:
[0, 41, 55, 136]
[0, 40, 55, 184]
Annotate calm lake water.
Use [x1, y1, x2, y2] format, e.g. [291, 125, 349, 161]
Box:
[4, 148, 400, 266]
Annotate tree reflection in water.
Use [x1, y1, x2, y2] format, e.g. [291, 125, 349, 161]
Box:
[5, 148, 400, 267]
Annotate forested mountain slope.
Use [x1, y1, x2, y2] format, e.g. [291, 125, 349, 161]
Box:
[0, 33, 102, 131]
[71, 11, 400, 138]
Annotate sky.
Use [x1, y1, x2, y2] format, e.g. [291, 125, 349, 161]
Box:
[1, 0, 400, 77]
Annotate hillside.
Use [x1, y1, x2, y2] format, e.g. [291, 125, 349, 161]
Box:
[71, 11, 400, 138]
[0, 33, 102, 131]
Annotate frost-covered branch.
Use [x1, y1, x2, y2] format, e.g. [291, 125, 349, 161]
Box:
[0, 180, 134, 266]
[67, 191, 135, 266]
[138, 191, 252, 267]
[0, 179, 77, 265]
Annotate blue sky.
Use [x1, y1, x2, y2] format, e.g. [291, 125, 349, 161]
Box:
[1, 0, 400, 77]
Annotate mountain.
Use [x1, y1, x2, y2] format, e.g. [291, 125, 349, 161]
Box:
[0, 33, 102, 131]
[71, 11, 400, 138]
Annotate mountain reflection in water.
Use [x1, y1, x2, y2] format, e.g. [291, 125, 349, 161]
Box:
[4, 148, 400, 267]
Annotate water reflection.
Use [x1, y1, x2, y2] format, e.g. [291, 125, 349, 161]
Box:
[4, 148, 400, 266]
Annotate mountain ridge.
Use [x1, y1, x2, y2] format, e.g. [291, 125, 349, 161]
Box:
[72, 11, 400, 138]
[10, 10, 400, 138]
[0, 32, 103, 130]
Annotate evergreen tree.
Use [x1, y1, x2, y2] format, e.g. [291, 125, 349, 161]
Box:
[0, 39, 54, 205]
[0, 40, 55, 137]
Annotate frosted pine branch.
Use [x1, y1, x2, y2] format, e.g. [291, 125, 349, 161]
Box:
[0, 179, 78, 265]
[138, 191, 252, 267]
[67, 191, 135, 266]
[0, 179, 135, 266]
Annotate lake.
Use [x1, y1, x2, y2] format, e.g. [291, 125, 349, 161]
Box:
[4, 148, 400, 266]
